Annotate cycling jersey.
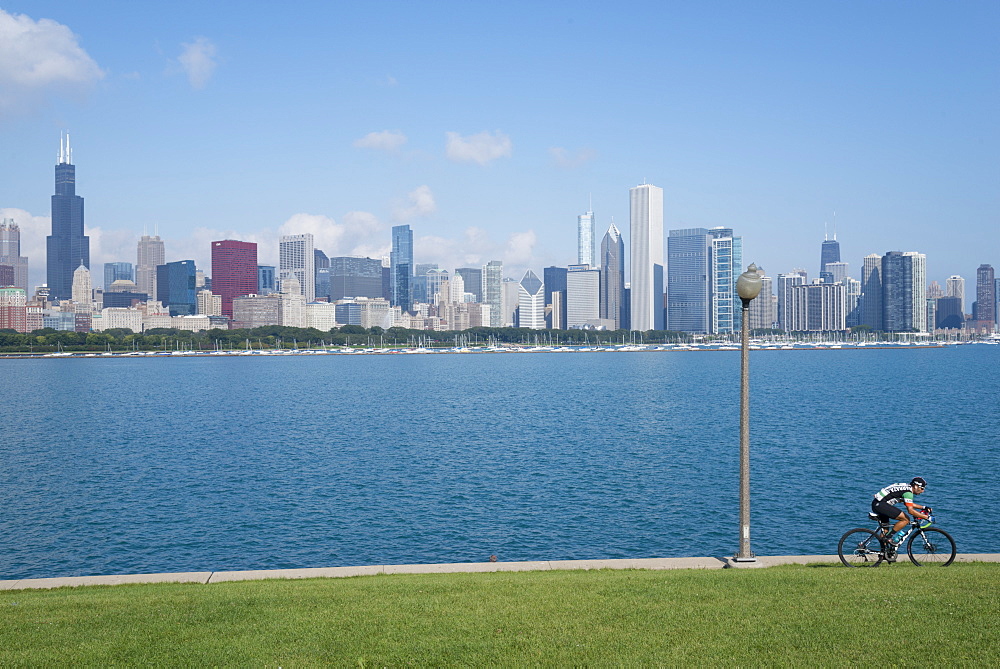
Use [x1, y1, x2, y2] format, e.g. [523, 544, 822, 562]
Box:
[873, 483, 917, 507]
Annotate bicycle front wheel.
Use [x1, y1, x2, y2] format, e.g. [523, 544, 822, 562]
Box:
[838, 528, 886, 568]
[907, 527, 957, 567]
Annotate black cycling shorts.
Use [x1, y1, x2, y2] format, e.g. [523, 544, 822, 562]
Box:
[871, 498, 907, 521]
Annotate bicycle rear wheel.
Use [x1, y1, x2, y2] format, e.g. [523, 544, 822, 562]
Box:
[838, 528, 886, 567]
[907, 527, 956, 567]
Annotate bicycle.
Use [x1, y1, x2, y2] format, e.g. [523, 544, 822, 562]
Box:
[837, 510, 956, 568]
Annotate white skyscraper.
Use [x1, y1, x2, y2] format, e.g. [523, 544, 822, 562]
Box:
[518, 270, 545, 329]
[629, 183, 664, 331]
[71, 263, 92, 312]
[577, 209, 596, 267]
[279, 233, 315, 302]
[136, 234, 165, 301]
[904, 251, 928, 332]
[566, 265, 601, 328]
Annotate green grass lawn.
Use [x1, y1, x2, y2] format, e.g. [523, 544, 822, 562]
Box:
[2, 563, 998, 665]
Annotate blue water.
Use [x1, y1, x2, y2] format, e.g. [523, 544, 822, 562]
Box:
[1, 345, 998, 580]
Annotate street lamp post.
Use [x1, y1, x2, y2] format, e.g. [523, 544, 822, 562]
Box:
[735, 263, 762, 562]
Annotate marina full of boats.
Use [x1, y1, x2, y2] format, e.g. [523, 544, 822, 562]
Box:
[9, 339, 995, 359]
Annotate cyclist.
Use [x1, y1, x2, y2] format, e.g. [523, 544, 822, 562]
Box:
[872, 477, 932, 545]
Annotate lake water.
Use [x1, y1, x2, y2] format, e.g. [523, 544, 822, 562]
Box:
[2, 345, 997, 580]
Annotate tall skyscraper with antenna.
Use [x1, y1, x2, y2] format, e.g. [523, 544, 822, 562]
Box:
[46, 133, 90, 300]
[820, 225, 841, 282]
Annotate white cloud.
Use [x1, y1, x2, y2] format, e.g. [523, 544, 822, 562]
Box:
[392, 185, 436, 222]
[445, 130, 512, 166]
[278, 211, 386, 259]
[0, 9, 104, 115]
[413, 226, 540, 279]
[549, 146, 596, 169]
[353, 130, 407, 152]
[178, 37, 217, 90]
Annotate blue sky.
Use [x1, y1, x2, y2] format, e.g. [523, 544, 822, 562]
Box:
[1, 1, 997, 297]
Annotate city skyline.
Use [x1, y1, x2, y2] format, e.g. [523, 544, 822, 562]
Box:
[0, 3, 997, 293]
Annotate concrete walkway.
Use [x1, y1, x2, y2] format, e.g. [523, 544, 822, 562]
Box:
[3, 554, 999, 591]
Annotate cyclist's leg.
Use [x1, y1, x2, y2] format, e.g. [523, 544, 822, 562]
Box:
[872, 499, 907, 536]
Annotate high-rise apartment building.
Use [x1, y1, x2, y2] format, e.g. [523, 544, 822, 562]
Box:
[578, 209, 596, 267]
[137, 234, 165, 301]
[518, 270, 545, 329]
[776, 269, 808, 332]
[600, 224, 625, 329]
[156, 260, 197, 316]
[279, 233, 315, 302]
[47, 134, 90, 300]
[103, 262, 133, 289]
[629, 183, 664, 331]
[785, 282, 847, 332]
[710, 229, 742, 334]
[881, 251, 927, 332]
[748, 273, 776, 330]
[482, 260, 503, 327]
[211, 239, 258, 318]
[0, 219, 29, 289]
[976, 264, 995, 326]
[390, 225, 413, 312]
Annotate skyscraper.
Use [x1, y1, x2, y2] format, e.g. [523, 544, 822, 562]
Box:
[156, 260, 197, 316]
[976, 264, 995, 326]
[71, 264, 92, 311]
[776, 269, 808, 332]
[103, 262, 134, 289]
[0, 219, 29, 289]
[578, 208, 596, 267]
[518, 270, 545, 329]
[667, 226, 741, 334]
[211, 240, 258, 318]
[543, 266, 568, 329]
[279, 233, 315, 302]
[600, 223, 625, 329]
[946, 275, 965, 311]
[482, 260, 503, 327]
[820, 235, 841, 280]
[629, 183, 664, 331]
[710, 228, 742, 334]
[137, 234, 165, 301]
[859, 254, 883, 331]
[881, 251, 927, 332]
[667, 228, 711, 333]
[390, 224, 413, 312]
[566, 265, 600, 328]
[329, 257, 383, 301]
[455, 268, 483, 302]
[47, 134, 90, 300]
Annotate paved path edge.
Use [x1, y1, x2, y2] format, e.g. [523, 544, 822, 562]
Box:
[3, 554, 998, 591]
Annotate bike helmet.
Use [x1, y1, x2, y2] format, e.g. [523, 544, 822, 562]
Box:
[911, 476, 927, 488]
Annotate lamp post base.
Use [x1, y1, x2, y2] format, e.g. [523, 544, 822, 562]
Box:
[723, 556, 764, 568]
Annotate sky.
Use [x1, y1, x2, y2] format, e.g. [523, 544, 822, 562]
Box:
[1, 1, 997, 301]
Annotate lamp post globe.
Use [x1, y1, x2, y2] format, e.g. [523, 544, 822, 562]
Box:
[737, 263, 763, 304]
